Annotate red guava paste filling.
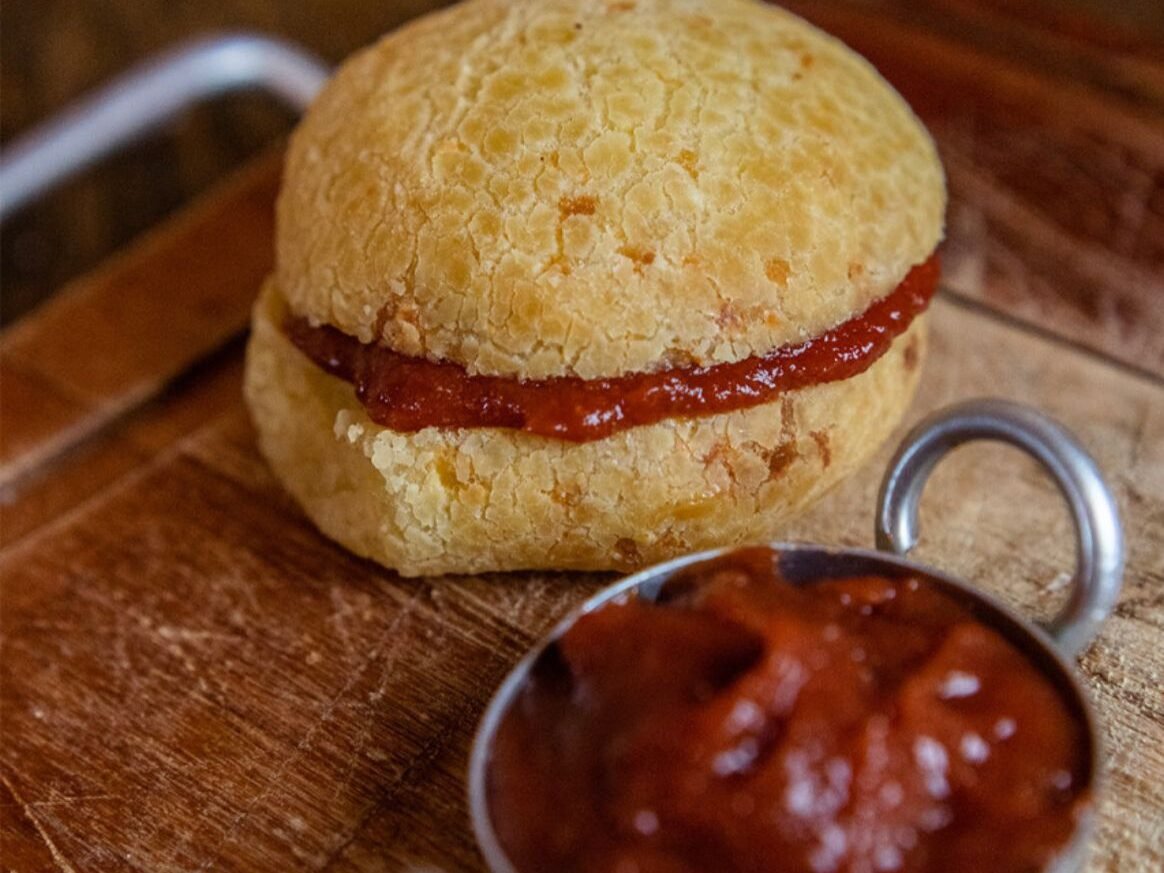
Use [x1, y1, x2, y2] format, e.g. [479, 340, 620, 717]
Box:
[486, 547, 1090, 873]
[285, 255, 938, 442]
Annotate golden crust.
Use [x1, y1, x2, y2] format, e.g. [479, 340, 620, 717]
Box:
[244, 281, 926, 576]
[276, 0, 945, 380]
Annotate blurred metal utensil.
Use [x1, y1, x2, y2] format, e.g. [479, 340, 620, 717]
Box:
[0, 33, 330, 220]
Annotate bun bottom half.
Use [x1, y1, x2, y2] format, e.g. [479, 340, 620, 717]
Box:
[244, 281, 926, 577]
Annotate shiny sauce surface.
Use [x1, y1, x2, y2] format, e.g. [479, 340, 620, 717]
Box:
[285, 257, 938, 442]
[486, 549, 1089, 873]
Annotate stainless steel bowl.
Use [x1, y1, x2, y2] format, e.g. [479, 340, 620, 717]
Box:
[468, 399, 1124, 873]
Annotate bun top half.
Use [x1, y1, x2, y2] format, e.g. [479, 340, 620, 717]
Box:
[275, 0, 945, 380]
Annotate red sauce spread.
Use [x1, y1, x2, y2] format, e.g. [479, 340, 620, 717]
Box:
[285, 257, 939, 442]
[487, 548, 1090, 873]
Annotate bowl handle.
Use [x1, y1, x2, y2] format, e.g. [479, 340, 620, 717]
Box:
[875, 398, 1123, 657]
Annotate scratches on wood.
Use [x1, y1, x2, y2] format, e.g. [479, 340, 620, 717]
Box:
[191, 586, 426, 871]
[0, 770, 79, 873]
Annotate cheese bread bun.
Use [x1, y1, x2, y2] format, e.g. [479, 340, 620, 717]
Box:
[245, 0, 945, 576]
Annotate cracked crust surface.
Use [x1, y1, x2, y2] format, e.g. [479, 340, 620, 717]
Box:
[245, 281, 926, 576]
[276, 0, 946, 379]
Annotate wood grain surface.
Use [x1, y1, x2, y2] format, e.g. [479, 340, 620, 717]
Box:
[2, 1, 1163, 872]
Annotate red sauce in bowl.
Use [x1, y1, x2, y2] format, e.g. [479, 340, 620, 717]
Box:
[285, 257, 938, 442]
[485, 548, 1090, 873]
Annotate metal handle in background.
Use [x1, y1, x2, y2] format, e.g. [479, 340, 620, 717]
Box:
[876, 398, 1123, 657]
[0, 33, 331, 220]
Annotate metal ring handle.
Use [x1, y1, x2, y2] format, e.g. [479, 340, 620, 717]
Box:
[875, 398, 1123, 657]
[0, 33, 330, 220]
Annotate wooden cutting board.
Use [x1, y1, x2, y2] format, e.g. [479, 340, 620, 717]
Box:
[2, 3, 1162, 871]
